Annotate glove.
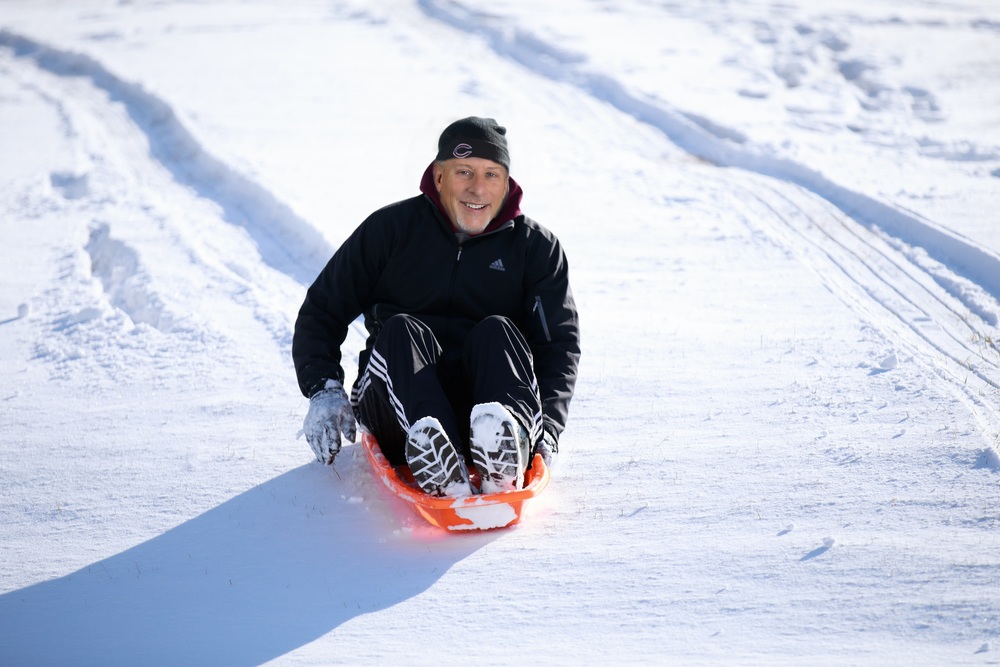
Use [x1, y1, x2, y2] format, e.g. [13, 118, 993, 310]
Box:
[534, 430, 559, 469]
[302, 380, 356, 464]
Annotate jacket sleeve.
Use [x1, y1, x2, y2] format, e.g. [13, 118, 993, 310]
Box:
[292, 213, 390, 398]
[523, 226, 581, 443]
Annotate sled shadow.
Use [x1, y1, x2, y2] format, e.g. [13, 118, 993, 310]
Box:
[0, 463, 496, 665]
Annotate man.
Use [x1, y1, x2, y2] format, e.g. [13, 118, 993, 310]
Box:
[293, 117, 580, 497]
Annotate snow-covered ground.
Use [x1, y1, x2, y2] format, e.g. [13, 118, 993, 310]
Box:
[1, 1, 998, 664]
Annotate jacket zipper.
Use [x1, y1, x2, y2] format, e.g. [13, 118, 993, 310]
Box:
[533, 295, 552, 342]
[444, 245, 463, 343]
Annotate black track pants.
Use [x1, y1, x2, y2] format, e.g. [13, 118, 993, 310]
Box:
[355, 314, 541, 466]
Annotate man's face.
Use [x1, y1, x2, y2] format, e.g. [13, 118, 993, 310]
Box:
[433, 157, 508, 235]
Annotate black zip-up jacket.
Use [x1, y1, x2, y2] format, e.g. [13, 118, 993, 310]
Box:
[293, 166, 580, 444]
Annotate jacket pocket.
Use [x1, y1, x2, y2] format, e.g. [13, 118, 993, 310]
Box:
[533, 295, 552, 342]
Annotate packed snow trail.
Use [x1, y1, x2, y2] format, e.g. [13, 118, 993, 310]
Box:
[0, 27, 371, 359]
[0, 28, 333, 288]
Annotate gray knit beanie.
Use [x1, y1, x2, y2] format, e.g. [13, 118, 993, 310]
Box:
[435, 116, 510, 171]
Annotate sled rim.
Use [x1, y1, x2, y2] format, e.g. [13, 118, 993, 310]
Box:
[361, 431, 549, 531]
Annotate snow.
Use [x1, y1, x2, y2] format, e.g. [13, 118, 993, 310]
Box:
[1, 0, 998, 664]
[452, 500, 518, 531]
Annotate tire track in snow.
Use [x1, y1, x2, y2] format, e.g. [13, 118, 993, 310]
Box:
[0, 29, 333, 288]
[723, 172, 1000, 450]
[740, 175, 999, 390]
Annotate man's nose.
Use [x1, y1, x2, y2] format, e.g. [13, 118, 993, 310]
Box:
[466, 174, 485, 192]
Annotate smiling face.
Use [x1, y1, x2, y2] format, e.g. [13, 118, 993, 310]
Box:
[433, 157, 509, 235]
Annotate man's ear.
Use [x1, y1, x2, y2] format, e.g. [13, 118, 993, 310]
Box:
[432, 163, 444, 192]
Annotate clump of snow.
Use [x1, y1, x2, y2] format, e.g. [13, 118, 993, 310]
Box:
[453, 502, 519, 531]
[879, 353, 898, 370]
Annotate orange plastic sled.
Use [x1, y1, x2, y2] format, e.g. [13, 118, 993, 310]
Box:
[361, 431, 549, 531]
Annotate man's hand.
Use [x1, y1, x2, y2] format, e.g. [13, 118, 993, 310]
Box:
[302, 380, 357, 464]
[535, 430, 558, 469]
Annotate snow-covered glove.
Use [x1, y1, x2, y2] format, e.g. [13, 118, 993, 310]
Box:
[534, 430, 558, 469]
[302, 380, 356, 464]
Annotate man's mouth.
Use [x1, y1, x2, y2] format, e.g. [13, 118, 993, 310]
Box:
[464, 203, 487, 210]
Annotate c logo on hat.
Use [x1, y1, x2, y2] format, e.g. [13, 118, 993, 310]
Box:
[452, 143, 473, 158]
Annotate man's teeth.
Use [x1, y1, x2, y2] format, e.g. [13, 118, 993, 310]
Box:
[465, 203, 486, 209]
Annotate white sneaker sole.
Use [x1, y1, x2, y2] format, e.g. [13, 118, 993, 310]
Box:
[405, 416, 471, 497]
[469, 403, 525, 494]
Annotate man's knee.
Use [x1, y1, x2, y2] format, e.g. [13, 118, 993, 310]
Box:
[476, 314, 513, 329]
[375, 313, 444, 373]
[470, 315, 519, 342]
[472, 315, 530, 352]
[376, 314, 437, 350]
[380, 313, 426, 337]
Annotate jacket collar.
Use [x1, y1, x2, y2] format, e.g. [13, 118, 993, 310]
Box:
[419, 163, 523, 234]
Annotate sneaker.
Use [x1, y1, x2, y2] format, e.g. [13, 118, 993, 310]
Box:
[405, 416, 472, 497]
[469, 402, 527, 494]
